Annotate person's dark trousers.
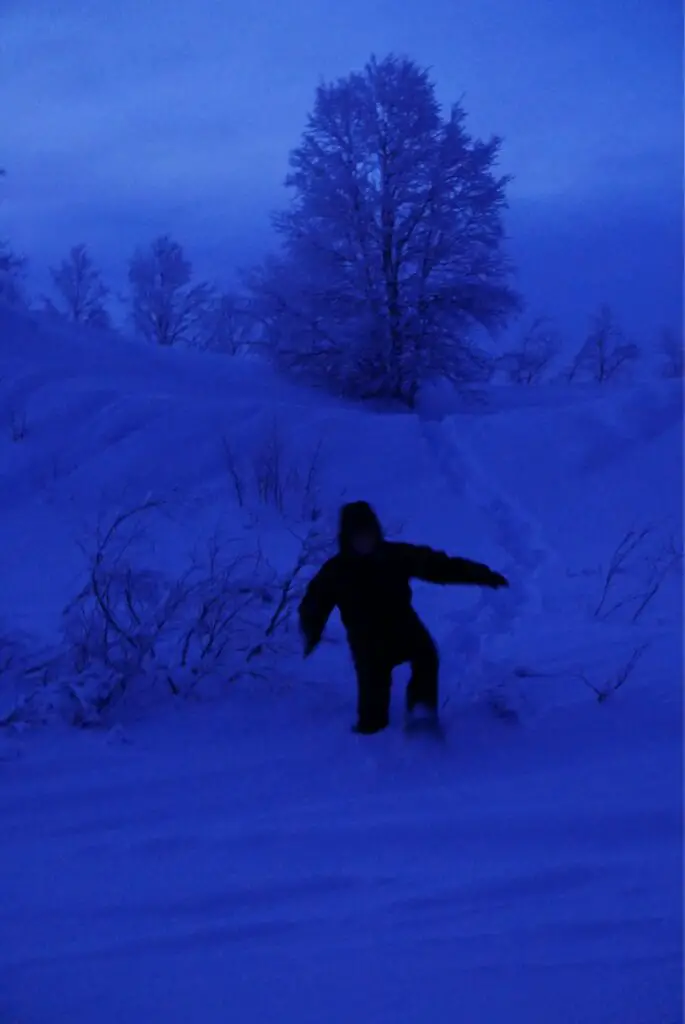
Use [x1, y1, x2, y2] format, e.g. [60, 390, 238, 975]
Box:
[353, 657, 392, 734]
[352, 622, 439, 733]
[404, 622, 440, 714]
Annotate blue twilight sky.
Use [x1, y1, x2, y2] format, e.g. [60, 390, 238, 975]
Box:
[1, 0, 682, 338]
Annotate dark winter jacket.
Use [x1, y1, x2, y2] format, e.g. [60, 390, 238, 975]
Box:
[298, 501, 508, 661]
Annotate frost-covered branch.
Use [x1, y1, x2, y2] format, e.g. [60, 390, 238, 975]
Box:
[593, 526, 682, 623]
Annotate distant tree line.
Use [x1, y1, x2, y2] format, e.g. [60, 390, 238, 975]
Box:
[1, 52, 682, 389]
[494, 306, 679, 386]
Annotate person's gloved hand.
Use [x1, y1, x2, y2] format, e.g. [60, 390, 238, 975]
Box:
[486, 570, 509, 589]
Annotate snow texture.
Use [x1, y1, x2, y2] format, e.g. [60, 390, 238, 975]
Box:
[0, 303, 682, 1023]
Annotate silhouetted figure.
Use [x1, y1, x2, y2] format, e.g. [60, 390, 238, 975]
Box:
[298, 501, 509, 734]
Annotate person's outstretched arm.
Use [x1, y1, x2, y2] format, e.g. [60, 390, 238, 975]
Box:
[298, 558, 339, 655]
[397, 543, 509, 588]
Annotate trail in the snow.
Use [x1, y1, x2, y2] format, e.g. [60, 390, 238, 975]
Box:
[420, 414, 566, 713]
[422, 415, 555, 619]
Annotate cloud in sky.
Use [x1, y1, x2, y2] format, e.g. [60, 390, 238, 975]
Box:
[1, 0, 682, 331]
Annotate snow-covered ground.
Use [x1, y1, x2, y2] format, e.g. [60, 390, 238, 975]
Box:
[0, 305, 682, 1023]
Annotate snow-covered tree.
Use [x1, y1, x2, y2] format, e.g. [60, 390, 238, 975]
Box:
[565, 305, 639, 384]
[0, 168, 28, 308]
[0, 240, 27, 307]
[199, 291, 253, 354]
[44, 244, 111, 327]
[249, 53, 520, 405]
[498, 316, 561, 385]
[127, 235, 210, 346]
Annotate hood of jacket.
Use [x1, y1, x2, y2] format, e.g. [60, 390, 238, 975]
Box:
[337, 501, 384, 554]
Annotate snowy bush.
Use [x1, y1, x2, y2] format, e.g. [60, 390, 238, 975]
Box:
[0, 408, 339, 728]
[0, 522, 332, 730]
[0, 396, 340, 729]
[60, 502, 271, 719]
[249, 53, 520, 406]
[220, 420, 336, 660]
[26, 426, 335, 725]
[0, 625, 59, 727]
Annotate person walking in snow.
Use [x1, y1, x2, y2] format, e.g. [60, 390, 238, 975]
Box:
[298, 501, 509, 735]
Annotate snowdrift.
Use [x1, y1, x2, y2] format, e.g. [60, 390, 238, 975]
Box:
[0, 302, 681, 723]
[0, 304, 682, 1023]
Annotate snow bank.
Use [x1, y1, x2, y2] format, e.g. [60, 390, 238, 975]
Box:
[0, 305, 681, 1022]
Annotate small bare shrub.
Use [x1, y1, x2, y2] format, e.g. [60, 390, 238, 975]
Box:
[593, 527, 651, 618]
[514, 642, 652, 705]
[0, 629, 53, 727]
[4, 419, 339, 725]
[56, 488, 336, 721]
[498, 316, 561, 385]
[565, 305, 639, 384]
[245, 517, 335, 663]
[60, 499, 268, 712]
[577, 642, 651, 703]
[222, 419, 324, 523]
[593, 526, 683, 623]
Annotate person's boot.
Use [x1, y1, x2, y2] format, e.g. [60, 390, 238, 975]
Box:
[405, 702, 442, 735]
[351, 718, 388, 735]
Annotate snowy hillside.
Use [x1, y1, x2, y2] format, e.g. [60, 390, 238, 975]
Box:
[0, 304, 682, 1023]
